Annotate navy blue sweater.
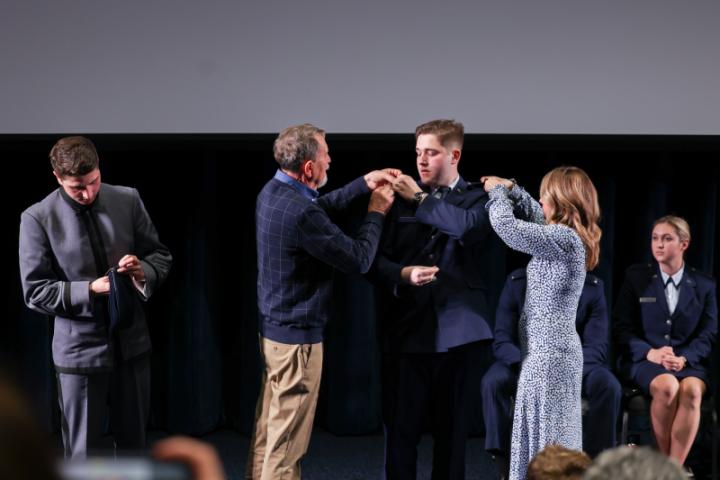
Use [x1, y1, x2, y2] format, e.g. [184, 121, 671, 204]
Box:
[256, 171, 384, 344]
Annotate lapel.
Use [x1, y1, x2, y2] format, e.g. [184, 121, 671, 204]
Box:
[444, 176, 468, 205]
[650, 263, 671, 317]
[404, 177, 469, 261]
[673, 267, 696, 319]
[425, 176, 467, 245]
[417, 176, 469, 205]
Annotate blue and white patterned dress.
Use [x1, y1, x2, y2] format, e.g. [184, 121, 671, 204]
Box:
[486, 185, 586, 480]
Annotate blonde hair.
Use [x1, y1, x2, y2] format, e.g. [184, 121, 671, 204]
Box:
[540, 166, 602, 271]
[653, 215, 691, 243]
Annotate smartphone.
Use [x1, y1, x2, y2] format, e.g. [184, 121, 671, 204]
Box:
[60, 457, 192, 480]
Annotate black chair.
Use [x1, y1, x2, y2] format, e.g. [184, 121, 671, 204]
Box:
[620, 386, 718, 479]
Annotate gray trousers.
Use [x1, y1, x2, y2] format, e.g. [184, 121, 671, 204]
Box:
[56, 355, 151, 458]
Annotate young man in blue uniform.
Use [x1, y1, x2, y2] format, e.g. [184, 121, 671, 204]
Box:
[372, 119, 494, 479]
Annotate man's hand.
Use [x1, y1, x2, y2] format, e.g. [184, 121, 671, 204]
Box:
[481, 176, 514, 192]
[117, 254, 146, 283]
[647, 346, 674, 365]
[90, 276, 110, 296]
[368, 185, 394, 215]
[401, 266, 440, 287]
[391, 174, 422, 201]
[364, 168, 401, 190]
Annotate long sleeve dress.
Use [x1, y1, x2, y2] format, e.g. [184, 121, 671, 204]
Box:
[486, 184, 586, 480]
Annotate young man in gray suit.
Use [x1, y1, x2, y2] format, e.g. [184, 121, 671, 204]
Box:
[19, 136, 172, 458]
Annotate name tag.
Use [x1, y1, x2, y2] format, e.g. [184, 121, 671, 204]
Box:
[639, 297, 656, 303]
[398, 216, 419, 223]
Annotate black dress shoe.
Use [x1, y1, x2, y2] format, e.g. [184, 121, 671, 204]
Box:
[491, 453, 509, 480]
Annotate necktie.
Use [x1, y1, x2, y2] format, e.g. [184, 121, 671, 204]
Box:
[665, 277, 680, 315]
[433, 186, 450, 200]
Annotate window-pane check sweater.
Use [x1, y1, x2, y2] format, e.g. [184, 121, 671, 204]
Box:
[256, 170, 385, 345]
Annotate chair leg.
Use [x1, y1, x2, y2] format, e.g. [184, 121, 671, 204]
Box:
[621, 410, 629, 445]
[712, 407, 717, 480]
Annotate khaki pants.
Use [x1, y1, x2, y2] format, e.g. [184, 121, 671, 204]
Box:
[246, 336, 323, 480]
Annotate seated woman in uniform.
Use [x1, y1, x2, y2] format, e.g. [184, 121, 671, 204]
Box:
[613, 215, 717, 465]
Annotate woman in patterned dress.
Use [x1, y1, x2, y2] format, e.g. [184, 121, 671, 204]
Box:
[481, 167, 601, 480]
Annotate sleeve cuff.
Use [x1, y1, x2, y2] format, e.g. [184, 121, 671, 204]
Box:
[69, 281, 93, 317]
[140, 260, 157, 297]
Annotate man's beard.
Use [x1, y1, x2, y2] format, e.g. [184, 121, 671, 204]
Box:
[318, 174, 328, 189]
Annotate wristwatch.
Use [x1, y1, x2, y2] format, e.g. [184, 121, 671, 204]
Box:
[413, 191, 429, 204]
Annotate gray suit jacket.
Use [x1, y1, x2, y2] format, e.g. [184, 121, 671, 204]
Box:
[19, 183, 172, 373]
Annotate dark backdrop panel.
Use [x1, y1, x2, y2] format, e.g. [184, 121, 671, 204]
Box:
[2, 134, 719, 438]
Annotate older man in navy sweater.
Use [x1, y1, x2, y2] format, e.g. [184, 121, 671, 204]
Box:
[482, 268, 621, 478]
[248, 123, 396, 480]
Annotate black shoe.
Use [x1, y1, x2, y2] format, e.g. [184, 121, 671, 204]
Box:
[491, 453, 509, 480]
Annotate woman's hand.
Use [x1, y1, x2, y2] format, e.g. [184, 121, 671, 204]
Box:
[646, 346, 674, 365]
[661, 354, 687, 372]
[481, 176, 514, 192]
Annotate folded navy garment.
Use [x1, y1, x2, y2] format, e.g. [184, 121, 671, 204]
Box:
[107, 267, 136, 334]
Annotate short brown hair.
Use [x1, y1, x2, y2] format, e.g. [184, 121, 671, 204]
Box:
[653, 215, 691, 243]
[49, 136, 99, 177]
[273, 123, 326, 173]
[415, 119, 464, 150]
[527, 444, 591, 480]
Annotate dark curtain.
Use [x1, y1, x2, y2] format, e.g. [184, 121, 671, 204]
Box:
[2, 134, 719, 439]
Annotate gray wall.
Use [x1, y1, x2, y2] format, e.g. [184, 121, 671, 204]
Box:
[2, 0, 719, 134]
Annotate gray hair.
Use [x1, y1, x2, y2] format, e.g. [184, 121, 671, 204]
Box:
[273, 123, 326, 172]
[583, 447, 685, 480]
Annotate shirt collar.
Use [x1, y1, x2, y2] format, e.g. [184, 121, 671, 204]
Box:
[659, 263, 684, 287]
[58, 186, 101, 213]
[425, 175, 461, 194]
[274, 169, 319, 201]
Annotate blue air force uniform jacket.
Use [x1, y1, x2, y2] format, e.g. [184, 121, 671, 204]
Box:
[613, 263, 717, 384]
[372, 177, 494, 353]
[493, 268, 609, 374]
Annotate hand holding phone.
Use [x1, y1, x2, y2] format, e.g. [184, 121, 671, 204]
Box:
[60, 457, 191, 480]
[60, 436, 224, 480]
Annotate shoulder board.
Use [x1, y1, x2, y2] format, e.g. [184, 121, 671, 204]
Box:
[509, 268, 527, 281]
[463, 182, 485, 191]
[689, 267, 715, 282]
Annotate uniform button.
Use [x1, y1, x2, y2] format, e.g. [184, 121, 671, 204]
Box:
[666, 319, 672, 325]
[664, 334, 670, 340]
[428, 254, 435, 260]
